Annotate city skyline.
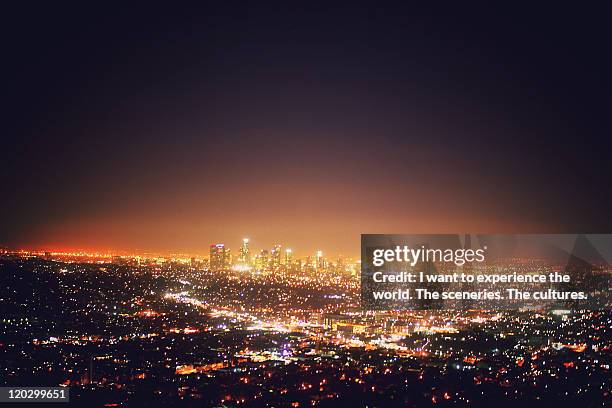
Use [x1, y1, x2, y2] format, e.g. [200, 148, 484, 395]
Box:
[1, 236, 358, 263]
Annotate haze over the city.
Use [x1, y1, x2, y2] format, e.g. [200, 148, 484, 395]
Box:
[3, 3, 611, 256]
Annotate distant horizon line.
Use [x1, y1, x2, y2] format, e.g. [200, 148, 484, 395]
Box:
[0, 245, 361, 260]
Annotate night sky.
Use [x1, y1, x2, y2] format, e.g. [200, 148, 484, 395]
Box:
[2, 4, 611, 256]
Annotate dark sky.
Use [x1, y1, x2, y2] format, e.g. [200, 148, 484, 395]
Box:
[2, 3, 611, 256]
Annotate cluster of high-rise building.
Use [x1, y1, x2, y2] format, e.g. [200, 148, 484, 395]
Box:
[209, 243, 231, 270]
[205, 238, 356, 276]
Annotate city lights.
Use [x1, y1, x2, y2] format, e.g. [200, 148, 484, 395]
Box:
[1, 243, 609, 406]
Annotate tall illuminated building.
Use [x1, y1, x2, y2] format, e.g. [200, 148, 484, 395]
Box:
[238, 238, 250, 264]
[336, 255, 344, 274]
[209, 244, 220, 270]
[316, 250, 324, 271]
[256, 249, 269, 272]
[225, 249, 231, 268]
[284, 248, 293, 267]
[305, 255, 314, 274]
[271, 244, 282, 270]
